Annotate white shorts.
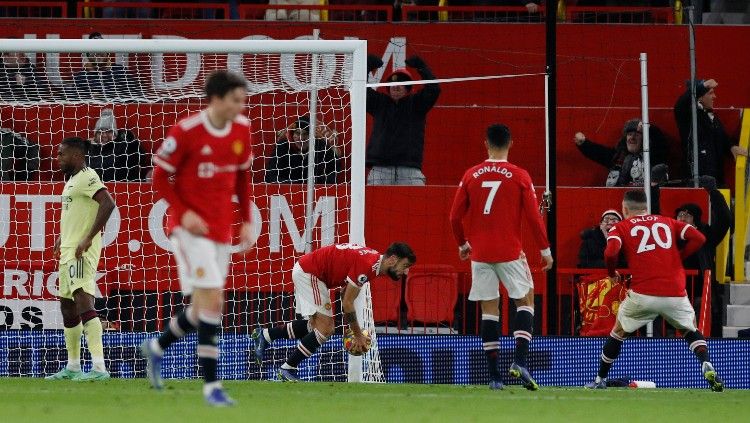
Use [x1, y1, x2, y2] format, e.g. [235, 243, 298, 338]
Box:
[470, 255, 534, 301]
[292, 262, 333, 318]
[170, 228, 231, 295]
[617, 290, 697, 334]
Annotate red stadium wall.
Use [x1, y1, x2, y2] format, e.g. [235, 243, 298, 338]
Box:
[1, 21, 749, 186]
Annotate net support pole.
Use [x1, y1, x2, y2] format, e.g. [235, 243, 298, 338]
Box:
[640, 52, 654, 338]
[304, 29, 321, 254]
[544, 0, 558, 336]
[347, 40, 368, 383]
[688, 6, 700, 187]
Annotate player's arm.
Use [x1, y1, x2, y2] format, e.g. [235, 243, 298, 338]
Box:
[604, 229, 623, 279]
[679, 223, 707, 260]
[75, 188, 116, 259]
[236, 136, 257, 252]
[521, 177, 553, 270]
[152, 130, 208, 235]
[342, 282, 370, 350]
[449, 177, 471, 260]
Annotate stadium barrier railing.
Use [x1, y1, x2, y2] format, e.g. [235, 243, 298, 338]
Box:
[238, 4, 393, 22]
[0, 1, 67, 18]
[400, 5, 673, 23]
[556, 268, 709, 336]
[76, 1, 231, 19]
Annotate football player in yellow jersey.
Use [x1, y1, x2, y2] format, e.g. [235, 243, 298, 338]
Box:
[46, 137, 116, 381]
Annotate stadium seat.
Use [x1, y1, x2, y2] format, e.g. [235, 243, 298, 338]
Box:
[405, 264, 458, 326]
[370, 277, 402, 324]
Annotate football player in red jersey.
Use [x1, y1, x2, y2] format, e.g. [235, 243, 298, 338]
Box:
[252, 242, 416, 381]
[141, 70, 257, 406]
[450, 124, 553, 391]
[585, 190, 723, 391]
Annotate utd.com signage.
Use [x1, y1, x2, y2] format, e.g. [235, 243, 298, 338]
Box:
[0, 183, 351, 329]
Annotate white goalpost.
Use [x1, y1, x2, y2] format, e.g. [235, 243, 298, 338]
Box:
[0, 38, 381, 382]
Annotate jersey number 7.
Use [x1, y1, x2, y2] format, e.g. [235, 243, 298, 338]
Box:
[481, 181, 502, 214]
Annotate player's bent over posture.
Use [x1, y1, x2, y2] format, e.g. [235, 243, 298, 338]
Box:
[585, 190, 723, 392]
[252, 242, 416, 381]
[46, 137, 116, 382]
[449, 124, 553, 391]
[140, 70, 257, 406]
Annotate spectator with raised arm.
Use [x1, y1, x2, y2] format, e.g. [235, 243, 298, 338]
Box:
[265, 115, 343, 184]
[574, 119, 668, 187]
[674, 78, 746, 186]
[68, 32, 143, 101]
[365, 54, 440, 185]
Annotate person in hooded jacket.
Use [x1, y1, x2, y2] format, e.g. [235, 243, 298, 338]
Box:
[365, 54, 440, 185]
[578, 209, 627, 269]
[674, 175, 731, 336]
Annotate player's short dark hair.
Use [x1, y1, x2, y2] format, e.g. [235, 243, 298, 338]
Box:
[205, 70, 247, 100]
[623, 190, 648, 207]
[61, 136, 90, 155]
[486, 124, 511, 149]
[385, 242, 417, 264]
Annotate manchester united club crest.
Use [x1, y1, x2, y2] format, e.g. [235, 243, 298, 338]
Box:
[232, 139, 244, 156]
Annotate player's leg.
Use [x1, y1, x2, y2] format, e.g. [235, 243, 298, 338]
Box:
[190, 286, 234, 404]
[469, 261, 503, 390]
[72, 286, 110, 381]
[141, 229, 199, 389]
[661, 296, 723, 392]
[45, 285, 83, 380]
[279, 312, 334, 381]
[252, 320, 310, 364]
[496, 256, 538, 390]
[586, 291, 653, 389]
[252, 263, 313, 363]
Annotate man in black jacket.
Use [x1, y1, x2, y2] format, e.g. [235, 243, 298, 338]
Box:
[365, 54, 440, 185]
[574, 119, 667, 187]
[578, 209, 624, 269]
[265, 115, 342, 184]
[87, 108, 148, 181]
[0, 51, 48, 101]
[674, 78, 746, 186]
[674, 176, 731, 336]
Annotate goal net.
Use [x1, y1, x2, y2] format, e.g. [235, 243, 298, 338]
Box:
[0, 38, 381, 382]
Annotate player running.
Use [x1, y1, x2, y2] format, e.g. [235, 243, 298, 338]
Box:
[449, 124, 553, 391]
[140, 70, 257, 406]
[46, 137, 116, 382]
[585, 190, 723, 391]
[252, 242, 416, 381]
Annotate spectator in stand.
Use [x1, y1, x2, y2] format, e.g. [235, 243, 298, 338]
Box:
[365, 54, 440, 185]
[674, 175, 731, 336]
[578, 209, 625, 269]
[674, 78, 747, 186]
[574, 119, 668, 187]
[265, 0, 320, 21]
[87, 108, 148, 181]
[265, 115, 343, 184]
[0, 50, 48, 101]
[1, 127, 40, 181]
[68, 32, 143, 101]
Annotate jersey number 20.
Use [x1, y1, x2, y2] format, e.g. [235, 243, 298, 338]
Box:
[631, 223, 672, 253]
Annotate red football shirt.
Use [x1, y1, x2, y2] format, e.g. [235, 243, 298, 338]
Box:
[152, 110, 253, 244]
[298, 244, 382, 289]
[606, 214, 703, 297]
[449, 159, 550, 263]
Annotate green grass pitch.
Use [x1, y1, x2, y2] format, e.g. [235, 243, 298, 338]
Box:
[2, 378, 747, 423]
